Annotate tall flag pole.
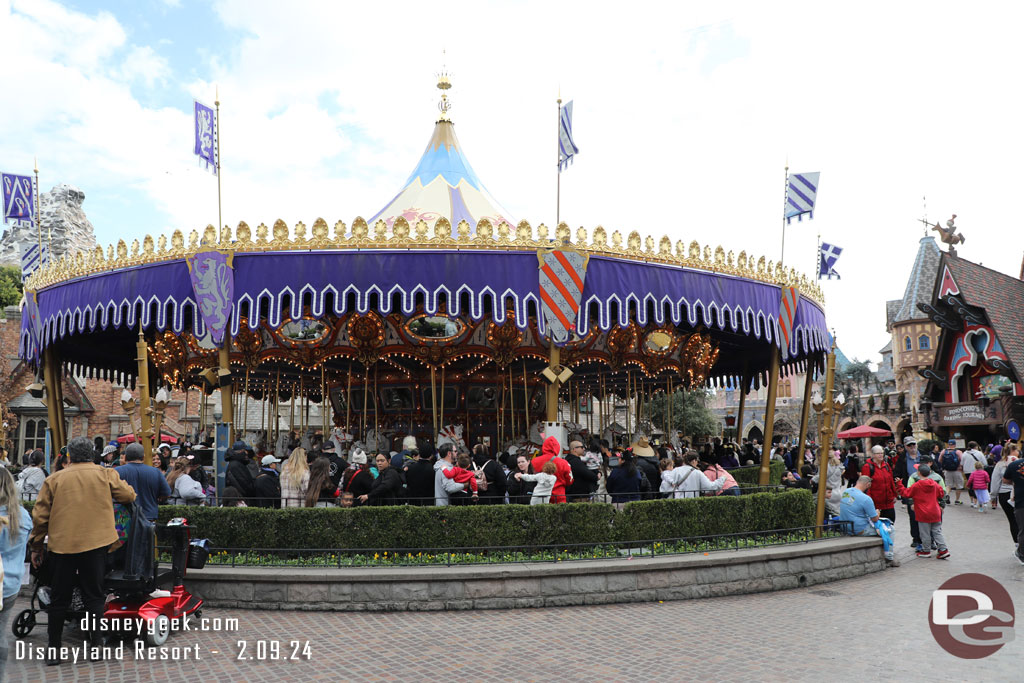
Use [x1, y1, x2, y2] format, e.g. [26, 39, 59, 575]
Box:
[2, 167, 49, 281]
[818, 241, 842, 280]
[557, 96, 578, 226]
[193, 91, 221, 229]
[780, 163, 789, 265]
[215, 87, 223, 234]
[34, 158, 47, 248]
[556, 95, 561, 226]
[782, 169, 821, 265]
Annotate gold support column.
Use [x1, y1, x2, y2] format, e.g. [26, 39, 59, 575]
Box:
[218, 338, 233, 445]
[42, 346, 65, 453]
[796, 366, 815, 466]
[758, 348, 781, 485]
[136, 330, 154, 466]
[545, 345, 560, 422]
[741, 376, 749, 446]
[815, 349, 838, 537]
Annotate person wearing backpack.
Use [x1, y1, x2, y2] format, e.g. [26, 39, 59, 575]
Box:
[474, 446, 507, 505]
[940, 439, 966, 505]
[960, 441, 986, 508]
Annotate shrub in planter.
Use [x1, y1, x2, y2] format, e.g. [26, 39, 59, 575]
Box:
[730, 460, 785, 486]
[611, 489, 814, 542]
[161, 502, 616, 551]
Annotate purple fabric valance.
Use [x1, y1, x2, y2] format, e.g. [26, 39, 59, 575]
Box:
[21, 250, 829, 375]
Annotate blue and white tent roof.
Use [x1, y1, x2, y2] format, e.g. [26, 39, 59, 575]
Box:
[369, 118, 514, 236]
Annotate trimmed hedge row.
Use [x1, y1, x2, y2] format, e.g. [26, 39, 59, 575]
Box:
[150, 489, 815, 550]
[730, 460, 785, 486]
[613, 490, 814, 541]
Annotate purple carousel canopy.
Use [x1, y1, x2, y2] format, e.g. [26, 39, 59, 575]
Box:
[20, 244, 829, 389]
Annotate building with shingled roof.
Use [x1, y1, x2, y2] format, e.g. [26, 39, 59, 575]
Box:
[918, 252, 1024, 444]
[885, 235, 941, 437]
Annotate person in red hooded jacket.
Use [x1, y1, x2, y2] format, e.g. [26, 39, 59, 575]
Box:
[861, 445, 897, 523]
[531, 436, 574, 503]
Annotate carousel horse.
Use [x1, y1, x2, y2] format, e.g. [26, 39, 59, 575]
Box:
[362, 428, 391, 453]
[329, 427, 354, 454]
[436, 424, 467, 452]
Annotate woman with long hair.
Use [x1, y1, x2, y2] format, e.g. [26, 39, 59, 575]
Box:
[280, 447, 310, 507]
[166, 456, 204, 505]
[0, 467, 33, 673]
[304, 457, 337, 507]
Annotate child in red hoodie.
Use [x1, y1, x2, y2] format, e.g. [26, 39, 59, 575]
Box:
[895, 464, 949, 559]
[442, 453, 479, 499]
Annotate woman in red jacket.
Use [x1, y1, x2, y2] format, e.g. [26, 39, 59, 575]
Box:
[862, 446, 897, 522]
[530, 436, 573, 503]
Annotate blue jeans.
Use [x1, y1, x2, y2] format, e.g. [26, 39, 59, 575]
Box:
[724, 487, 741, 496]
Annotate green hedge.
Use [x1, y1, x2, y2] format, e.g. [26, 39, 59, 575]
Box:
[23, 488, 815, 550]
[730, 460, 785, 486]
[156, 503, 617, 550]
[152, 489, 814, 550]
[613, 490, 814, 541]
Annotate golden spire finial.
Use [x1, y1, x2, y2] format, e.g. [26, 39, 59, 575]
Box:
[437, 50, 452, 122]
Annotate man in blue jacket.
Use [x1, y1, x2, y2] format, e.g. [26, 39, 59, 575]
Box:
[115, 443, 171, 521]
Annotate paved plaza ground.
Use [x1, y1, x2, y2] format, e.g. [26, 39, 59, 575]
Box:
[8, 501, 1022, 682]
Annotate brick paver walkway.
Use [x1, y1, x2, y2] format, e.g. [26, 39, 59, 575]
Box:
[7, 502, 1022, 682]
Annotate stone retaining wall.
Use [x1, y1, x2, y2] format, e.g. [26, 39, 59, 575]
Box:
[185, 537, 885, 612]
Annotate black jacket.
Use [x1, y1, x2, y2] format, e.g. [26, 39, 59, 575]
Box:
[506, 470, 536, 504]
[477, 459, 507, 504]
[253, 468, 281, 508]
[404, 459, 435, 505]
[344, 468, 374, 505]
[636, 457, 661, 499]
[225, 450, 256, 498]
[366, 467, 403, 506]
[566, 454, 599, 500]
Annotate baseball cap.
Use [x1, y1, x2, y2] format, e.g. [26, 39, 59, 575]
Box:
[919, 453, 934, 463]
[261, 455, 281, 466]
[903, 436, 916, 446]
[321, 440, 336, 452]
[947, 438, 956, 444]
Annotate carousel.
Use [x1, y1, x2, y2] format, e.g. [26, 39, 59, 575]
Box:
[20, 76, 831, 483]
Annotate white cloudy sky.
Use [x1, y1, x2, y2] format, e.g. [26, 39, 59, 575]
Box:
[2, 0, 1022, 366]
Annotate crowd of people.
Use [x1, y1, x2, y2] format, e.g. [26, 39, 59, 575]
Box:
[207, 432, 745, 509]
[823, 436, 1024, 567]
[2, 428, 1022, 669]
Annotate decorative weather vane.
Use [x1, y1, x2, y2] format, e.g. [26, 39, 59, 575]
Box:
[437, 50, 452, 121]
[919, 212, 965, 255]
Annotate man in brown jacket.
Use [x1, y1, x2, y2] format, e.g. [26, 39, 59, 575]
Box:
[29, 436, 136, 661]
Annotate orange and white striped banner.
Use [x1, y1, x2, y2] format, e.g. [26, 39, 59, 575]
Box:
[779, 286, 800, 359]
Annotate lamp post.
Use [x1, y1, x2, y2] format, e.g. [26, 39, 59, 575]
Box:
[811, 344, 845, 538]
[121, 385, 171, 466]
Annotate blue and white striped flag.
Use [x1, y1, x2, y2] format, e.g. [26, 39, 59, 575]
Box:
[193, 100, 217, 174]
[2, 172, 35, 225]
[785, 171, 820, 223]
[20, 242, 49, 282]
[558, 100, 579, 171]
[818, 241, 841, 280]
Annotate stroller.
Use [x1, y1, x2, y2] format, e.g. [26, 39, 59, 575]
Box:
[11, 554, 86, 640]
[12, 506, 205, 647]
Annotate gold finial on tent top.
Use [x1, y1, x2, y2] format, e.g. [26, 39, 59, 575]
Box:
[437, 49, 452, 122]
